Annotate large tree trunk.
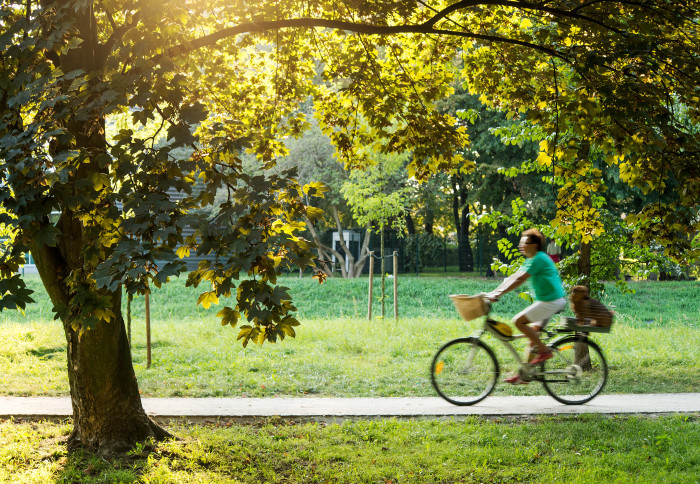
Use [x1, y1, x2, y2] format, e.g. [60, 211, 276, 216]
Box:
[31, 228, 170, 455]
[64, 291, 170, 454]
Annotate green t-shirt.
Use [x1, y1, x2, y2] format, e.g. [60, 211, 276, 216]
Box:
[521, 251, 565, 302]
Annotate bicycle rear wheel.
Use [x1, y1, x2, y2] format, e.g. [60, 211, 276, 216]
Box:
[541, 336, 608, 404]
[430, 337, 499, 406]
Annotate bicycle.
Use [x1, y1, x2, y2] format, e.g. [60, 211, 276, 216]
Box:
[430, 294, 611, 406]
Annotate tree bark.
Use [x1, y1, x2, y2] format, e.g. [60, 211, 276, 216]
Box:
[451, 175, 473, 272]
[64, 292, 170, 454]
[574, 338, 593, 371]
[573, 141, 593, 369]
[405, 210, 416, 235]
[578, 241, 592, 288]
[31, 233, 170, 455]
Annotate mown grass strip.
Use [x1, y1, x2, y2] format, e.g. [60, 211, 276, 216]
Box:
[1, 276, 698, 398]
[1, 415, 698, 483]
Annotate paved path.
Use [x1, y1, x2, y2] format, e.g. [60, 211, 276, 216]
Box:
[1, 393, 698, 422]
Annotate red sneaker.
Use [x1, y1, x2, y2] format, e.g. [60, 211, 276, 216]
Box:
[530, 350, 553, 365]
[504, 374, 529, 385]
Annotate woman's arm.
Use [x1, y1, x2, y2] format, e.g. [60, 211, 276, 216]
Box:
[487, 271, 530, 301]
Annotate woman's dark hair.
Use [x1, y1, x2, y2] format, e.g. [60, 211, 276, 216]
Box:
[522, 228, 545, 252]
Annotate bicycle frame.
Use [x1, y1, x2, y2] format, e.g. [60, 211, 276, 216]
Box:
[468, 325, 527, 368]
[468, 319, 576, 381]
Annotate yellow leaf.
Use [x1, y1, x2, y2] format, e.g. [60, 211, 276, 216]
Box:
[176, 246, 190, 259]
[197, 291, 219, 310]
[536, 151, 552, 166]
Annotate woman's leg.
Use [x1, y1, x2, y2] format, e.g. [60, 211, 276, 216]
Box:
[514, 315, 549, 353]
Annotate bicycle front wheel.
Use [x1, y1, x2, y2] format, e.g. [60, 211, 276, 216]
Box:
[430, 337, 499, 406]
[541, 336, 608, 405]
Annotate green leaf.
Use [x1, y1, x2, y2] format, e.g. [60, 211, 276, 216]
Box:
[237, 325, 256, 348]
[33, 225, 59, 248]
[278, 322, 296, 338]
[0, 275, 35, 311]
[154, 262, 183, 284]
[180, 102, 208, 125]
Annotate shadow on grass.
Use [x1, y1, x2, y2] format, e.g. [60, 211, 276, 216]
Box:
[128, 340, 172, 351]
[55, 443, 156, 483]
[27, 346, 66, 359]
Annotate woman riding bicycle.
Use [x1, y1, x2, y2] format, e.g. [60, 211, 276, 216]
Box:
[486, 228, 566, 384]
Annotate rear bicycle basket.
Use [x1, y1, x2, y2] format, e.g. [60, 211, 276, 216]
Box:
[558, 317, 613, 334]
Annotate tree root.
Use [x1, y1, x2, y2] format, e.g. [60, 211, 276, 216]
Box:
[65, 417, 177, 456]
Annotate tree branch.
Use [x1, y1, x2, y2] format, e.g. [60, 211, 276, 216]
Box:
[160, 16, 565, 63]
[353, 222, 372, 278]
[427, 0, 627, 34]
[332, 207, 354, 272]
[302, 214, 336, 277]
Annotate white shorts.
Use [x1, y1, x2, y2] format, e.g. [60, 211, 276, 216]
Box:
[513, 298, 567, 328]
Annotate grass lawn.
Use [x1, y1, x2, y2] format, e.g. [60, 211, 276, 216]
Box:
[1, 415, 699, 483]
[1, 275, 698, 398]
[1, 275, 698, 482]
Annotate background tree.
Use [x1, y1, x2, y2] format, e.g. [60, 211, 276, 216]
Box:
[440, 88, 543, 272]
[277, 117, 372, 278]
[342, 152, 411, 316]
[461, 7, 700, 264]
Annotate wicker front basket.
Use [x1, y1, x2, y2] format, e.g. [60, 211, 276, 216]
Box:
[449, 294, 488, 321]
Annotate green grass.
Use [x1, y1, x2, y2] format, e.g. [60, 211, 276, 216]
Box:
[1, 415, 698, 483]
[1, 275, 698, 398]
[1, 275, 698, 482]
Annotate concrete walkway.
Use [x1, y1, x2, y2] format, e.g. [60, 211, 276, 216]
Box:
[1, 393, 699, 422]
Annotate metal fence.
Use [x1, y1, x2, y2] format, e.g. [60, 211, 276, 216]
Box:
[310, 228, 509, 276]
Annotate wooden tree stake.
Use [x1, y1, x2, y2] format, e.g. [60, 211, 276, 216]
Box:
[368, 251, 374, 320]
[393, 251, 398, 321]
[145, 292, 151, 368]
